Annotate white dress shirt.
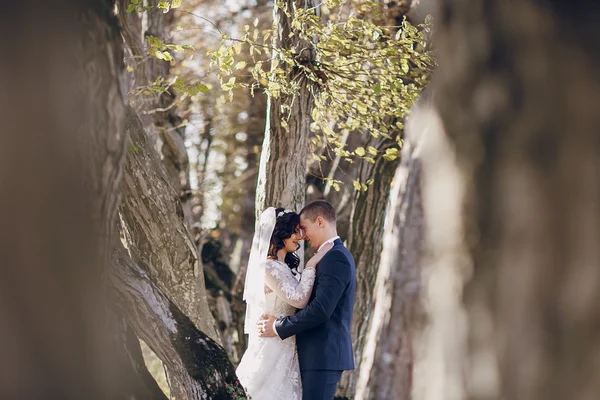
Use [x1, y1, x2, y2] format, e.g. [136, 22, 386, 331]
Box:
[318, 235, 340, 252]
[273, 235, 340, 337]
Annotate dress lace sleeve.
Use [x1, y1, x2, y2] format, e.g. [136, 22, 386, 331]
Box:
[264, 260, 316, 309]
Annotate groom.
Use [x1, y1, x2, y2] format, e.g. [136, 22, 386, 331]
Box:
[258, 200, 356, 400]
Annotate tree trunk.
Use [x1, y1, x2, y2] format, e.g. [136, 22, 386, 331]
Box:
[0, 0, 127, 397]
[354, 108, 428, 400]
[430, 1, 600, 399]
[119, 105, 221, 343]
[118, 1, 195, 231]
[118, 0, 148, 93]
[337, 138, 401, 398]
[118, 0, 159, 144]
[255, 0, 319, 215]
[110, 241, 245, 399]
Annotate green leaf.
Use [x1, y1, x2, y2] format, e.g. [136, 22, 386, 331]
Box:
[374, 83, 381, 94]
[323, 125, 335, 136]
[311, 107, 319, 121]
[401, 59, 409, 74]
[126, 3, 136, 13]
[157, 1, 170, 12]
[352, 180, 361, 191]
[354, 147, 366, 157]
[221, 76, 237, 91]
[356, 102, 367, 114]
[383, 147, 399, 161]
[174, 77, 185, 87]
[194, 83, 209, 93]
[171, 0, 182, 8]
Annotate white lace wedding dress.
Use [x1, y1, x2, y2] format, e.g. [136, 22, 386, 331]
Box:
[236, 259, 316, 400]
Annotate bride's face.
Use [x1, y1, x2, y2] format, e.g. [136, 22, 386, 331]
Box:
[283, 225, 302, 253]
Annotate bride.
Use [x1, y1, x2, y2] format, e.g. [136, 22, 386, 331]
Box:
[236, 207, 332, 399]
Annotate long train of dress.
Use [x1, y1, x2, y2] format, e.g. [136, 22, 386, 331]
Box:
[236, 259, 316, 400]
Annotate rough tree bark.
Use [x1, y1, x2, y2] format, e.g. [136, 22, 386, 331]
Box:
[337, 137, 401, 398]
[0, 0, 128, 397]
[430, 1, 600, 399]
[110, 240, 245, 399]
[354, 106, 429, 400]
[255, 0, 319, 215]
[119, 0, 195, 230]
[119, 106, 220, 343]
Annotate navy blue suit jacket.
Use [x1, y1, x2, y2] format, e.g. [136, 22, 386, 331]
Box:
[275, 238, 356, 371]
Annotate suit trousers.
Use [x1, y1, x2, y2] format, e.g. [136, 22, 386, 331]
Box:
[300, 370, 343, 400]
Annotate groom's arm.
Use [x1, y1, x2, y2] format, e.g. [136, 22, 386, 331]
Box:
[274, 251, 350, 340]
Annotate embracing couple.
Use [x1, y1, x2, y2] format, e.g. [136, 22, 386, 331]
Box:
[236, 200, 356, 400]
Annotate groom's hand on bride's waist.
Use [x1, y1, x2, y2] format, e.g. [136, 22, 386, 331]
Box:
[257, 313, 278, 338]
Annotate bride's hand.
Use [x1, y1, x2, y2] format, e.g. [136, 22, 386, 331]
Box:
[305, 242, 334, 269]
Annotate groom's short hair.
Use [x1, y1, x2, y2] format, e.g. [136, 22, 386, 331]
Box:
[300, 200, 336, 223]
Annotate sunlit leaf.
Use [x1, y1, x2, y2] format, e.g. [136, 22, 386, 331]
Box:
[157, 1, 170, 12]
[354, 147, 366, 157]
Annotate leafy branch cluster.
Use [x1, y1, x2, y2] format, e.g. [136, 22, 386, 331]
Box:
[209, 1, 434, 170]
[126, 1, 209, 101]
[127, 0, 182, 13]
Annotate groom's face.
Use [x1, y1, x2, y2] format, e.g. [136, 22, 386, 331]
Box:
[299, 215, 322, 250]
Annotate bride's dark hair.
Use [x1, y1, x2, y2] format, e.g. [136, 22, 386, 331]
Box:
[268, 207, 300, 271]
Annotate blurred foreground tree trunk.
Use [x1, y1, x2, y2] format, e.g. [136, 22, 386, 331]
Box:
[1, 1, 246, 399]
[0, 0, 128, 398]
[425, 1, 600, 399]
